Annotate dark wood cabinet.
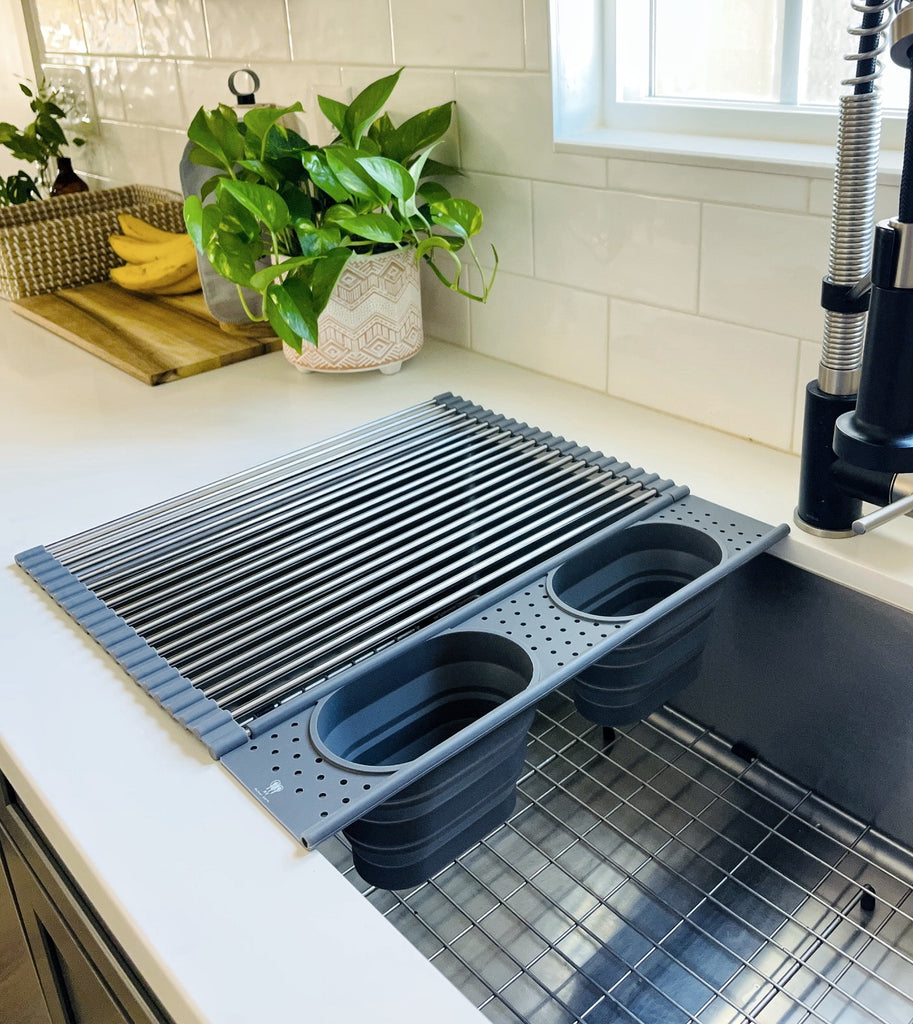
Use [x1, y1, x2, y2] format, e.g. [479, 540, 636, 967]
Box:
[0, 775, 172, 1024]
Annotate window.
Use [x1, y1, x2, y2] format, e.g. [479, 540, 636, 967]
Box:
[551, 0, 907, 171]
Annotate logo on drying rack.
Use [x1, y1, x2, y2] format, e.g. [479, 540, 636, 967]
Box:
[256, 780, 284, 801]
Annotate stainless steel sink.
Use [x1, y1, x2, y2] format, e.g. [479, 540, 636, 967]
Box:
[322, 553, 913, 1024]
[324, 691, 913, 1024]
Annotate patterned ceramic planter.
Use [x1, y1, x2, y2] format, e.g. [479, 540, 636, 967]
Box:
[283, 247, 423, 375]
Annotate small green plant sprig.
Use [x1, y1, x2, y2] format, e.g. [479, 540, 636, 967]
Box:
[182, 68, 497, 352]
[0, 78, 85, 205]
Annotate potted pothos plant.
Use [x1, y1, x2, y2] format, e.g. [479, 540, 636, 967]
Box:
[182, 67, 496, 370]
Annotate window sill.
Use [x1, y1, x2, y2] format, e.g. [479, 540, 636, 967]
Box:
[555, 128, 903, 184]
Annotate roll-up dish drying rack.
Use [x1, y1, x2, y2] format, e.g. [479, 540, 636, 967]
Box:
[16, 395, 788, 887]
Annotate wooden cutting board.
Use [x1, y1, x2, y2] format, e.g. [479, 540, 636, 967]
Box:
[11, 280, 281, 385]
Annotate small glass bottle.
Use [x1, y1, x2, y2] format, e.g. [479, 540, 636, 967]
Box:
[50, 156, 89, 197]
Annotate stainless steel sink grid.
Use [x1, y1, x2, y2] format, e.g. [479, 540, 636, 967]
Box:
[323, 689, 913, 1024]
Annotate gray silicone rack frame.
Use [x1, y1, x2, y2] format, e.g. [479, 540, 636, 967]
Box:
[15, 394, 788, 861]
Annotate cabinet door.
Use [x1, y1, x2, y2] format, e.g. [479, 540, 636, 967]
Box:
[0, 829, 131, 1024]
[0, 834, 51, 1024]
[0, 778, 171, 1024]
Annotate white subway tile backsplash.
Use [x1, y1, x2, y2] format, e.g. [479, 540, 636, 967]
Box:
[86, 56, 125, 119]
[470, 271, 608, 389]
[420, 264, 471, 348]
[455, 72, 606, 188]
[807, 176, 831, 217]
[608, 300, 800, 450]
[533, 182, 701, 312]
[288, 1, 392, 66]
[137, 0, 207, 58]
[875, 185, 898, 223]
[86, 120, 166, 183]
[33, 0, 86, 53]
[459, 172, 533, 276]
[118, 58, 184, 129]
[523, 0, 551, 71]
[608, 159, 810, 213]
[157, 127, 187, 190]
[202, 0, 290, 61]
[391, 0, 524, 69]
[176, 58, 249, 114]
[79, 0, 141, 55]
[700, 204, 829, 341]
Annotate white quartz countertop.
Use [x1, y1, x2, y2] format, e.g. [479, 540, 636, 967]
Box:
[3, 302, 913, 1024]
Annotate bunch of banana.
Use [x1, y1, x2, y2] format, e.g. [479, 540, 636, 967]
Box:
[108, 214, 201, 295]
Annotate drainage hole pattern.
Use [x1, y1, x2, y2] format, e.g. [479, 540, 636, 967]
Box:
[224, 712, 385, 834]
[651, 494, 768, 554]
[476, 580, 622, 672]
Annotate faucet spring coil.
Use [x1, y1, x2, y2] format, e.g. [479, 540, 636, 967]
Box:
[843, 0, 894, 87]
[819, 1, 894, 393]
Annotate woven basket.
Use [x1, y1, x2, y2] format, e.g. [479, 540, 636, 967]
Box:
[0, 185, 185, 300]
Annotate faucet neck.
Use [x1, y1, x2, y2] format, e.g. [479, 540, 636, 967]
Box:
[833, 220, 913, 473]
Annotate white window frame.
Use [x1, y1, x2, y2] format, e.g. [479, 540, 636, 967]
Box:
[550, 0, 906, 180]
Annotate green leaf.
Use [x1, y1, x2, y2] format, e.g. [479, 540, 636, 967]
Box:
[324, 206, 403, 244]
[182, 194, 204, 248]
[249, 256, 314, 291]
[416, 180, 450, 205]
[318, 94, 349, 141]
[205, 231, 259, 286]
[356, 155, 415, 201]
[18, 82, 32, 98]
[415, 235, 458, 261]
[265, 288, 305, 350]
[429, 198, 483, 239]
[187, 146, 229, 171]
[1, 170, 39, 205]
[200, 203, 222, 247]
[218, 178, 290, 234]
[214, 104, 246, 164]
[264, 127, 311, 161]
[388, 102, 453, 164]
[401, 144, 441, 218]
[423, 157, 461, 178]
[344, 68, 402, 148]
[295, 223, 343, 257]
[325, 146, 384, 201]
[309, 247, 352, 312]
[213, 189, 262, 241]
[187, 106, 241, 171]
[282, 186, 315, 224]
[354, 135, 381, 157]
[266, 278, 319, 351]
[35, 113, 66, 150]
[368, 112, 396, 151]
[242, 102, 303, 142]
[199, 173, 222, 200]
[301, 151, 350, 202]
[237, 158, 281, 188]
